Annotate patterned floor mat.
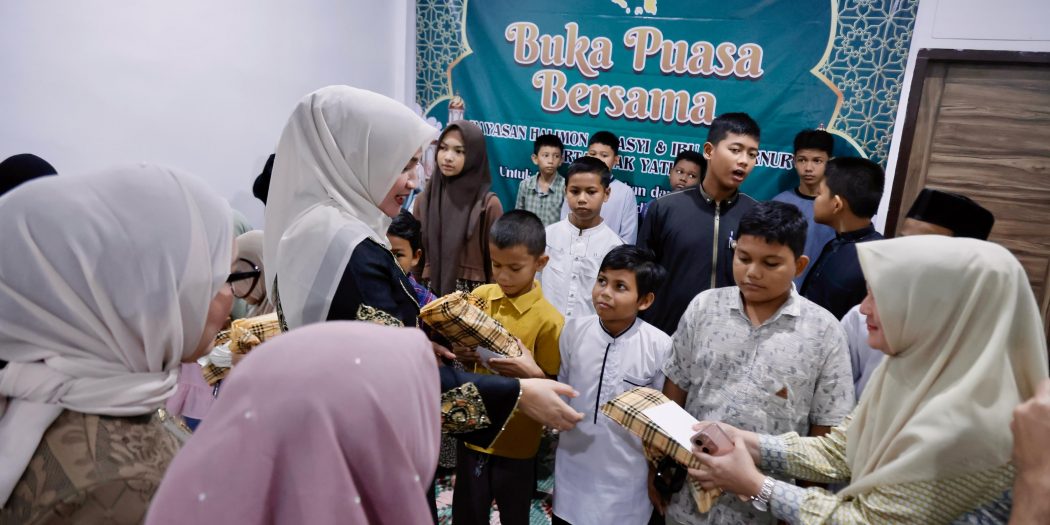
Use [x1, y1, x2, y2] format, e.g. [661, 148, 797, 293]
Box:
[434, 433, 557, 524]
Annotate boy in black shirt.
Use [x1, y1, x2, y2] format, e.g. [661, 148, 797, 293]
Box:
[800, 157, 885, 319]
[638, 113, 760, 335]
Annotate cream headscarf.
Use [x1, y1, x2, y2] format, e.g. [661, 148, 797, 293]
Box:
[263, 86, 437, 329]
[235, 230, 273, 317]
[0, 164, 233, 506]
[842, 235, 1049, 496]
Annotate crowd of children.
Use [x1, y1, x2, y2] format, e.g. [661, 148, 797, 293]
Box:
[8, 77, 1041, 525]
[372, 109, 941, 524]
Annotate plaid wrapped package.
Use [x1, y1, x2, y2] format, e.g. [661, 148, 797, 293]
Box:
[228, 312, 282, 355]
[201, 312, 282, 385]
[601, 387, 724, 513]
[419, 291, 520, 357]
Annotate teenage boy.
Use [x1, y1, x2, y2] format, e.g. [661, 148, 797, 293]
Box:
[844, 188, 995, 398]
[658, 201, 854, 524]
[387, 210, 436, 306]
[640, 149, 705, 221]
[552, 245, 672, 525]
[772, 129, 837, 287]
[452, 210, 564, 525]
[800, 157, 885, 320]
[516, 134, 565, 226]
[638, 113, 760, 336]
[560, 131, 638, 244]
[541, 156, 624, 319]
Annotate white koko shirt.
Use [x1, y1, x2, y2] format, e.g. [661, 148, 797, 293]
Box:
[539, 219, 623, 319]
[553, 316, 672, 525]
[560, 178, 638, 244]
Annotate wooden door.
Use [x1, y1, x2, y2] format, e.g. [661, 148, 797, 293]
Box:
[889, 51, 1050, 335]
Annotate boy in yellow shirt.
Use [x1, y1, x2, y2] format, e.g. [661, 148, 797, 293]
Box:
[452, 209, 564, 525]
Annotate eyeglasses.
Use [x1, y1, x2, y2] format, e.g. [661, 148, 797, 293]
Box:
[226, 258, 261, 299]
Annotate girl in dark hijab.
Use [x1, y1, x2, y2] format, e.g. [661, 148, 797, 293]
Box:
[0, 153, 57, 196]
[415, 121, 502, 295]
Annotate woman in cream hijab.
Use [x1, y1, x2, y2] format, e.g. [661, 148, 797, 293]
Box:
[0, 164, 234, 523]
[264, 85, 434, 329]
[261, 88, 584, 498]
[686, 236, 1049, 523]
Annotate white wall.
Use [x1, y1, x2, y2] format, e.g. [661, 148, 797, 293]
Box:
[0, 0, 416, 227]
[876, 0, 1050, 231]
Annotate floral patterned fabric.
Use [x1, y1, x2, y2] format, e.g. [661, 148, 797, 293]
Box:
[0, 410, 180, 525]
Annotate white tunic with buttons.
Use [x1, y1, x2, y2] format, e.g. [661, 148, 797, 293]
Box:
[539, 220, 623, 319]
[553, 315, 672, 525]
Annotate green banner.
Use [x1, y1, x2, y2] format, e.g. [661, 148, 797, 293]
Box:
[422, 0, 883, 212]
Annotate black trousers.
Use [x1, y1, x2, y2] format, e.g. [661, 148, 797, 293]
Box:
[452, 442, 536, 525]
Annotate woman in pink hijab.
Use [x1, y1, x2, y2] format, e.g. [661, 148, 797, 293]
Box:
[145, 321, 440, 525]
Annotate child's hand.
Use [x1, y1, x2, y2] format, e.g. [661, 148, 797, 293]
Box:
[452, 345, 479, 364]
[431, 342, 455, 362]
[488, 339, 545, 378]
[647, 466, 668, 515]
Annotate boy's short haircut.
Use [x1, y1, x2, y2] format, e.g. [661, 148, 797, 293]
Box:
[706, 112, 761, 146]
[588, 131, 620, 155]
[533, 133, 565, 155]
[824, 157, 885, 219]
[565, 156, 612, 188]
[598, 245, 668, 298]
[673, 149, 706, 172]
[387, 209, 422, 252]
[793, 129, 834, 156]
[490, 209, 546, 257]
[737, 201, 808, 259]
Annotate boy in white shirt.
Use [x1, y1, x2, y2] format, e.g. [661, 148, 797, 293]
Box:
[553, 245, 672, 525]
[541, 156, 624, 319]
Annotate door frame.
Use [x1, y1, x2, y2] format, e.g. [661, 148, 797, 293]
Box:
[885, 48, 1050, 235]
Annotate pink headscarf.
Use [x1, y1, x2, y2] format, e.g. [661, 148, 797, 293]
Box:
[145, 322, 440, 524]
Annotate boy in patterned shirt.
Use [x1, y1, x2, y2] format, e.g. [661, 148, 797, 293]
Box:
[387, 210, 436, 306]
[516, 134, 565, 226]
[656, 201, 854, 525]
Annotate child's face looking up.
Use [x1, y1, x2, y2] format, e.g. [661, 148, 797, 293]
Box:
[437, 129, 466, 177]
[592, 268, 652, 327]
[669, 159, 702, 191]
[732, 234, 805, 307]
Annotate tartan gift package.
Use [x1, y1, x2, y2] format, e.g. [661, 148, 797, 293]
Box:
[201, 312, 282, 385]
[602, 387, 724, 513]
[419, 291, 521, 358]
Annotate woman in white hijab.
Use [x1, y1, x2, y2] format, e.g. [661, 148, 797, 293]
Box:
[685, 236, 1049, 524]
[233, 230, 273, 318]
[264, 85, 434, 330]
[0, 164, 234, 523]
[262, 86, 583, 465]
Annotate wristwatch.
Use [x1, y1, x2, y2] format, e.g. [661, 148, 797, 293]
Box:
[750, 476, 776, 512]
